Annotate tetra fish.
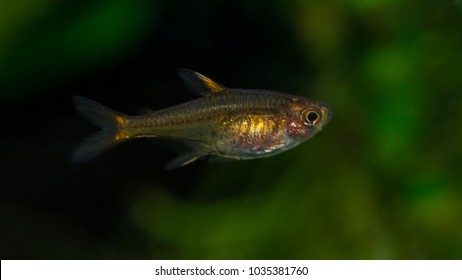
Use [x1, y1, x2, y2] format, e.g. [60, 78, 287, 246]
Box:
[71, 69, 332, 169]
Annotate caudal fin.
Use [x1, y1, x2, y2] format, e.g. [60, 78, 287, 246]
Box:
[71, 96, 129, 163]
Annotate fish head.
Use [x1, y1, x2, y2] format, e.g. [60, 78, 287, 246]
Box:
[286, 97, 333, 141]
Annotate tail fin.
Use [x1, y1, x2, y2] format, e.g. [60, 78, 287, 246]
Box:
[71, 96, 129, 163]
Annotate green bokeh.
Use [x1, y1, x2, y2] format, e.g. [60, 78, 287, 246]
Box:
[0, 0, 159, 101]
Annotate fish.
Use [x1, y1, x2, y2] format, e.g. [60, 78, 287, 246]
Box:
[71, 69, 333, 169]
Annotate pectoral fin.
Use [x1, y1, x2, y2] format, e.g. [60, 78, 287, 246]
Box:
[165, 150, 208, 170]
[177, 69, 226, 96]
[207, 155, 239, 164]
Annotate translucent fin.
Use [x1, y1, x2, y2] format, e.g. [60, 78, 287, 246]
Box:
[165, 150, 207, 170]
[71, 96, 129, 163]
[137, 107, 156, 115]
[177, 68, 226, 96]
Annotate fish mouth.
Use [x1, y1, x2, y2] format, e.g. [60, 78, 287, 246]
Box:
[320, 102, 333, 122]
[327, 107, 333, 121]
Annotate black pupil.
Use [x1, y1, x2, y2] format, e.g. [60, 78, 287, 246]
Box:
[307, 112, 319, 122]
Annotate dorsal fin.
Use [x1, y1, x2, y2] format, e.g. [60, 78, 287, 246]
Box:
[177, 69, 226, 96]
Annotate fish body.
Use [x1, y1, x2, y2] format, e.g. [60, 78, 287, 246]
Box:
[72, 69, 332, 169]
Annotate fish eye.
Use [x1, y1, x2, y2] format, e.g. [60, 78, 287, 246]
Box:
[307, 111, 319, 122]
[301, 110, 320, 126]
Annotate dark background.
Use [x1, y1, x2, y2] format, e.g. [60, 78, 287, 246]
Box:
[1, 0, 461, 259]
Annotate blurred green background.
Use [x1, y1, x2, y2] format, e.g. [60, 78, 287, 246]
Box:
[1, 0, 461, 259]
